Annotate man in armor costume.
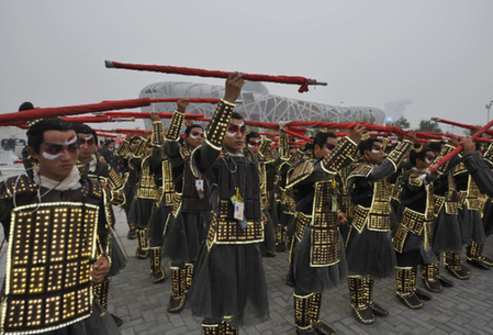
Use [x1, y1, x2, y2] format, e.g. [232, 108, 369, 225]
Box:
[245, 131, 277, 258]
[345, 137, 413, 324]
[461, 138, 493, 268]
[115, 135, 147, 240]
[18, 101, 39, 179]
[0, 118, 120, 335]
[286, 128, 363, 335]
[161, 107, 210, 313]
[188, 74, 269, 335]
[392, 144, 458, 309]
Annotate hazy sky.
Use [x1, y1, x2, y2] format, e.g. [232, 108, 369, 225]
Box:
[1, 0, 492, 128]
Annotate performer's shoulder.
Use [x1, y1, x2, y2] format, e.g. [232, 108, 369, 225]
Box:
[286, 159, 315, 188]
[0, 174, 37, 200]
[348, 162, 373, 179]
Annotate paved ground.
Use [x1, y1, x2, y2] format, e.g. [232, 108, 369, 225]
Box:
[107, 207, 493, 335]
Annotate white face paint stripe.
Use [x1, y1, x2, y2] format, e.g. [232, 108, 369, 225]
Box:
[371, 149, 381, 154]
[41, 151, 63, 160]
[79, 134, 94, 140]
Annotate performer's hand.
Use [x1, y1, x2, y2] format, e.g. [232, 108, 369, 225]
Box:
[150, 113, 160, 122]
[349, 125, 365, 143]
[461, 137, 476, 155]
[177, 100, 189, 113]
[91, 255, 111, 283]
[337, 211, 348, 225]
[223, 73, 244, 103]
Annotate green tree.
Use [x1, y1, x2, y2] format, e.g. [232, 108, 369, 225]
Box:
[391, 116, 410, 129]
[416, 119, 442, 133]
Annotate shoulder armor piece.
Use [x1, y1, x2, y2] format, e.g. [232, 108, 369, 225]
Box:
[348, 163, 373, 180]
[0, 175, 37, 199]
[286, 160, 314, 189]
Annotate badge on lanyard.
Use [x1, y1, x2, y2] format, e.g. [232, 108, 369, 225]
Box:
[230, 187, 246, 224]
[195, 179, 205, 199]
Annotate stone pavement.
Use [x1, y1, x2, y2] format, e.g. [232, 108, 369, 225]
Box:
[108, 207, 493, 335]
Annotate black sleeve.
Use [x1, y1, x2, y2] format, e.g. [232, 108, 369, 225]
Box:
[464, 152, 493, 196]
[367, 159, 397, 182]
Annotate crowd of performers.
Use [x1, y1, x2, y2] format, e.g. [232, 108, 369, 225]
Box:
[2, 75, 493, 335]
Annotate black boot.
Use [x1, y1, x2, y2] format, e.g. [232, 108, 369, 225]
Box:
[167, 266, 187, 313]
[202, 320, 221, 335]
[368, 276, 388, 317]
[221, 317, 239, 335]
[150, 247, 167, 283]
[422, 263, 442, 293]
[466, 242, 493, 270]
[445, 251, 470, 280]
[348, 276, 375, 324]
[127, 224, 137, 240]
[308, 293, 335, 335]
[293, 293, 316, 335]
[136, 228, 149, 259]
[275, 225, 287, 252]
[395, 266, 423, 309]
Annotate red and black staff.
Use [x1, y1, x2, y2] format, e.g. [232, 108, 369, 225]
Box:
[105, 60, 327, 93]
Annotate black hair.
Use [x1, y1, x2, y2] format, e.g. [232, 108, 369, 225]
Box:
[184, 124, 204, 136]
[246, 131, 260, 143]
[27, 118, 73, 153]
[231, 111, 243, 120]
[409, 145, 433, 166]
[358, 138, 382, 155]
[72, 123, 98, 144]
[18, 101, 34, 111]
[311, 131, 336, 153]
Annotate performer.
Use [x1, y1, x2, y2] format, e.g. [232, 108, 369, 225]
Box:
[189, 74, 269, 334]
[345, 137, 413, 323]
[392, 144, 456, 309]
[0, 118, 120, 334]
[245, 131, 277, 258]
[163, 106, 209, 313]
[73, 123, 127, 327]
[461, 138, 493, 268]
[286, 128, 362, 335]
[18, 101, 38, 178]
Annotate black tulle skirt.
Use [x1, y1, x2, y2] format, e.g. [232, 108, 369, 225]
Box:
[483, 201, 493, 236]
[127, 198, 154, 229]
[458, 209, 485, 245]
[395, 232, 435, 267]
[189, 243, 269, 326]
[432, 210, 462, 254]
[165, 211, 209, 265]
[108, 229, 128, 277]
[44, 304, 120, 335]
[346, 227, 395, 278]
[293, 226, 347, 294]
[148, 204, 171, 247]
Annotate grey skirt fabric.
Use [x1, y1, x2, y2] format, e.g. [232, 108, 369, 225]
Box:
[189, 243, 269, 326]
[293, 226, 347, 294]
[346, 227, 395, 278]
[127, 198, 154, 229]
[458, 209, 486, 245]
[432, 210, 462, 253]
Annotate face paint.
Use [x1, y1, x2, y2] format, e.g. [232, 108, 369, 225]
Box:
[78, 134, 95, 146]
[226, 123, 246, 137]
[189, 131, 204, 139]
[41, 136, 79, 160]
[325, 143, 336, 150]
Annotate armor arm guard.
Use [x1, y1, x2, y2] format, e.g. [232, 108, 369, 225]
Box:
[204, 99, 235, 151]
[386, 139, 413, 171]
[151, 120, 165, 147]
[279, 130, 290, 160]
[464, 152, 493, 197]
[407, 170, 429, 191]
[483, 143, 493, 167]
[165, 111, 185, 142]
[192, 100, 235, 174]
[433, 144, 457, 176]
[321, 136, 358, 174]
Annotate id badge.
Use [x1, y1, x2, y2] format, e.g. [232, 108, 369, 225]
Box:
[331, 196, 339, 212]
[195, 179, 205, 199]
[233, 200, 245, 221]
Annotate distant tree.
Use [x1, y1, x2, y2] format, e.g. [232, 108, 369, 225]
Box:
[391, 116, 410, 130]
[416, 119, 442, 133]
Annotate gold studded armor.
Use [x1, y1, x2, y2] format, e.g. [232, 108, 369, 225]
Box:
[348, 275, 370, 311]
[348, 164, 393, 233]
[116, 138, 131, 159]
[279, 130, 290, 161]
[483, 143, 493, 166]
[205, 100, 235, 150]
[136, 156, 160, 200]
[434, 144, 456, 176]
[386, 140, 413, 170]
[206, 201, 264, 249]
[1, 202, 99, 334]
[321, 136, 358, 174]
[166, 111, 185, 142]
[309, 180, 341, 267]
[151, 120, 165, 147]
[160, 159, 181, 214]
[462, 176, 483, 211]
[395, 266, 418, 296]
